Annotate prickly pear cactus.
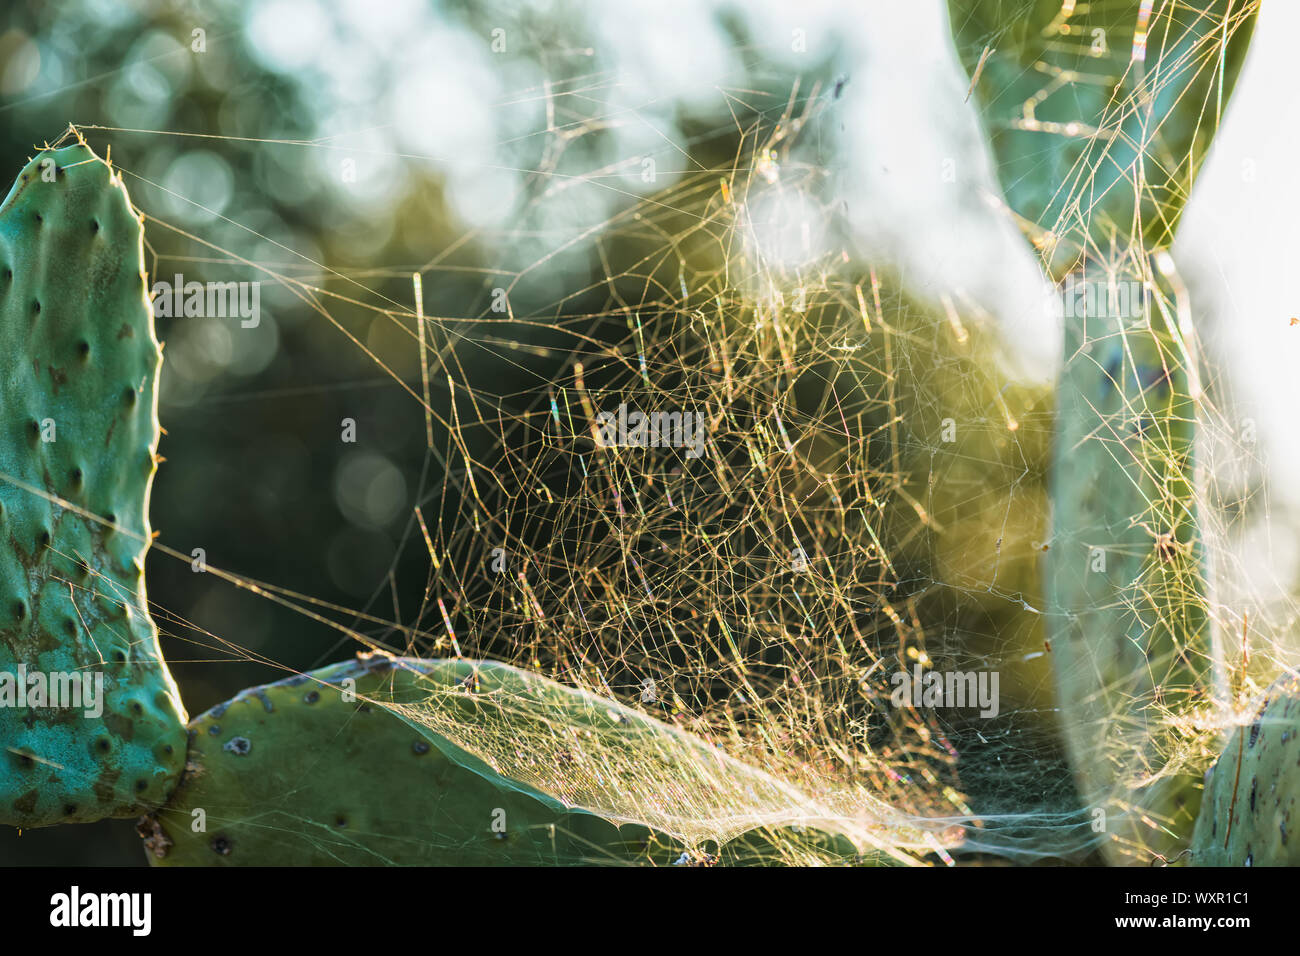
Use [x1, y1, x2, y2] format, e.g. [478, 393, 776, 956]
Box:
[1045, 255, 1213, 859]
[142, 652, 874, 866]
[948, 0, 1257, 277]
[949, 0, 1257, 861]
[0, 143, 187, 827]
[142, 653, 685, 865]
[1191, 675, 1300, 866]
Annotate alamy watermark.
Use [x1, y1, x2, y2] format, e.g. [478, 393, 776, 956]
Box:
[1061, 272, 1148, 320]
[0, 665, 104, 718]
[890, 664, 999, 718]
[595, 403, 706, 459]
[50, 886, 150, 936]
[150, 274, 261, 328]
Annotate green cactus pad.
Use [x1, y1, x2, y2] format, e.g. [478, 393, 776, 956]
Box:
[947, 0, 1258, 861]
[142, 652, 879, 866]
[0, 142, 187, 827]
[1044, 260, 1210, 861]
[1191, 675, 1300, 866]
[948, 0, 1258, 276]
[142, 654, 683, 865]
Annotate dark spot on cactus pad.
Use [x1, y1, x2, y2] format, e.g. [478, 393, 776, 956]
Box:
[208, 724, 221, 736]
[334, 815, 347, 828]
[223, 736, 251, 756]
[304, 690, 320, 704]
[90, 219, 99, 234]
[1250, 720, 1262, 748]
[63, 804, 77, 816]
[134, 779, 148, 793]
[412, 740, 430, 756]
[210, 836, 232, 856]
[137, 815, 172, 859]
[1249, 777, 1257, 812]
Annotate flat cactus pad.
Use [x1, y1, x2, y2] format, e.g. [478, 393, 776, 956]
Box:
[142, 653, 685, 865]
[1192, 674, 1300, 866]
[142, 652, 876, 866]
[0, 143, 187, 827]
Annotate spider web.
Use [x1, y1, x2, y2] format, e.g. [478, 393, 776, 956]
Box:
[8, 0, 1294, 866]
